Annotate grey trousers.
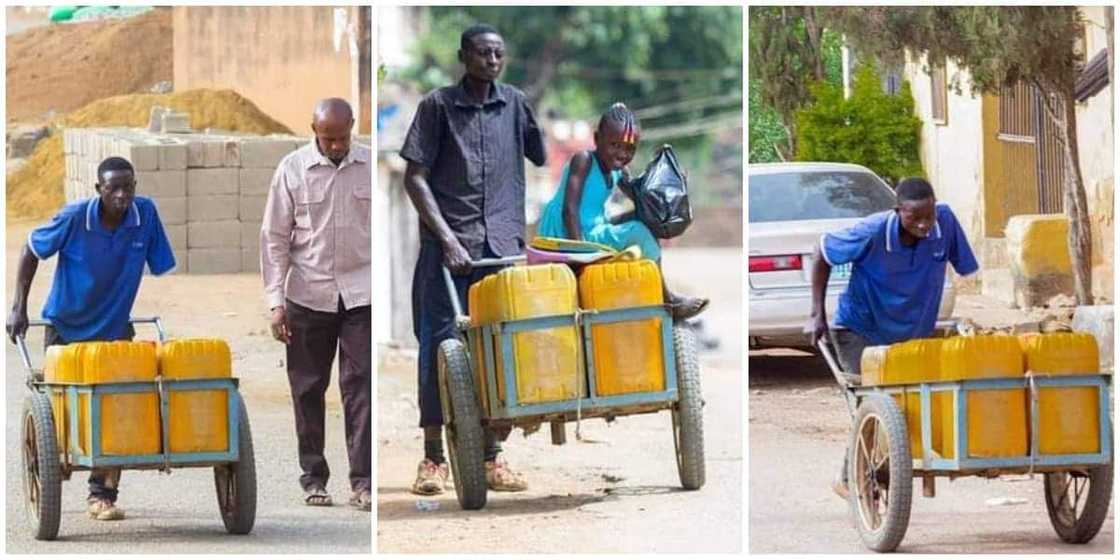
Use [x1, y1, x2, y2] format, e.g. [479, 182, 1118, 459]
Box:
[829, 328, 871, 484]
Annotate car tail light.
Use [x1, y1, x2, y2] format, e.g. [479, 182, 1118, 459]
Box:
[748, 254, 803, 273]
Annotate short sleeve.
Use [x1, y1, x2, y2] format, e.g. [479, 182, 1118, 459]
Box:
[942, 206, 979, 276]
[522, 95, 546, 166]
[28, 209, 77, 261]
[399, 95, 443, 169]
[821, 216, 879, 266]
[145, 204, 177, 275]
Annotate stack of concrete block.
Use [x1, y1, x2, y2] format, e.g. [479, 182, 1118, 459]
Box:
[63, 128, 306, 274]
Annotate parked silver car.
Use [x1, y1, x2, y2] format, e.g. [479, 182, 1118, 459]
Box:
[748, 162, 956, 349]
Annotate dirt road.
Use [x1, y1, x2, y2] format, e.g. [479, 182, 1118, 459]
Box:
[748, 296, 1114, 554]
[376, 247, 743, 553]
[4, 221, 370, 553]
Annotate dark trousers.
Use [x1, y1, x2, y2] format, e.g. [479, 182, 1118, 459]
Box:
[44, 325, 134, 502]
[412, 241, 506, 458]
[285, 299, 372, 493]
[829, 328, 871, 484]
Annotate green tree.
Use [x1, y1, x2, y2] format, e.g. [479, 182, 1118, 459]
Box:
[748, 6, 841, 160]
[825, 6, 1098, 304]
[796, 63, 924, 184]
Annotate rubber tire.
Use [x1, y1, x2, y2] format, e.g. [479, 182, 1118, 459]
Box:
[847, 394, 912, 553]
[215, 392, 257, 535]
[22, 391, 61, 541]
[672, 326, 705, 490]
[1044, 464, 1113, 544]
[438, 338, 487, 510]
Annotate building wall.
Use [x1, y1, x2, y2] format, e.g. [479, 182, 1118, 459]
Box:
[905, 55, 986, 292]
[1075, 6, 1115, 300]
[173, 6, 371, 136]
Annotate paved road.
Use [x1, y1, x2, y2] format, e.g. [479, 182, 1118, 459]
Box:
[4, 221, 370, 553]
[377, 248, 744, 553]
[748, 346, 1114, 554]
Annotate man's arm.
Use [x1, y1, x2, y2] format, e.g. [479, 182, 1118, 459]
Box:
[403, 161, 472, 275]
[260, 166, 295, 344]
[809, 244, 832, 345]
[522, 96, 547, 167]
[6, 244, 39, 343]
[562, 152, 592, 240]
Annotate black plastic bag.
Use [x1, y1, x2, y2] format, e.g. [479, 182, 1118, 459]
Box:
[629, 144, 692, 239]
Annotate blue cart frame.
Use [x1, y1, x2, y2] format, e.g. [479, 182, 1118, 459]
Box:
[818, 336, 1114, 552]
[15, 317, 256, 541]
[437, 256, 705, 510]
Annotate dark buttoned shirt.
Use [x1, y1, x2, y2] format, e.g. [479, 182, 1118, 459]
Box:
[400, 77, 547, 258]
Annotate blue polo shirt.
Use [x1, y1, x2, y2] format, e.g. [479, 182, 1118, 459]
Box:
[821, 203, 978, 345]
[28, 196, 176, 342]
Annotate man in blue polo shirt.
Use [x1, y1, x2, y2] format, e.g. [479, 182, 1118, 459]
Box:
[6, 156, 176, 520]
[808, 177, 979, 498]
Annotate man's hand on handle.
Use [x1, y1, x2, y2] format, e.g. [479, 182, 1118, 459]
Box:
[441, 237, 473, 276]
[810, 313, 829, 347]
[6, 307, 28, 345]
[270, 306, 291, 345]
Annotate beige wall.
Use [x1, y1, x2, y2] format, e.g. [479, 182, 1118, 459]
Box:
[173, 6, 371, 135]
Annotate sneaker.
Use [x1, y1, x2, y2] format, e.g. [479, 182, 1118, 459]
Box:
[485, 458, 528, 492]
[87, 498, 125, 521]
[831, 476, 850, 500]
[411, 458, 449, 496]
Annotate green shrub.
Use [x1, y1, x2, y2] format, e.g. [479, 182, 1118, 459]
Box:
[795, 62, 924, 185]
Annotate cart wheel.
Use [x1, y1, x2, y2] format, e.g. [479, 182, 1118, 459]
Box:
[438, 338, 487, 510]
[848, 394, 912, 553]
[672, 326, 705, 490]
[22, 390, 61, 541]
[214, 392, 257, 535]
[1043, 464, 1112, 544]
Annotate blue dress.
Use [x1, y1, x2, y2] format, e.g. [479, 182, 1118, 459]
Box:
[537, 152, 661, 260]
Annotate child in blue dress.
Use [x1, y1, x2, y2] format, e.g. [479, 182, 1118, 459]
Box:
[538, 103, 707, 319]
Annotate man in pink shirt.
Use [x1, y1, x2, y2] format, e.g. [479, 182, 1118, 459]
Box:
[260, 98, 371, 511]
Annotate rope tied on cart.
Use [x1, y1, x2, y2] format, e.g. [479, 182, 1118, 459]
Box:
[1024, 369, 1044, 476]
[573, 308, 594, 441]
[155, 373, 172, 474]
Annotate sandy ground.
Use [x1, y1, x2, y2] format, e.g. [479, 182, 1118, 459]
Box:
[748, 295, 1115, 553]
[4, 220, 370, 553]
[376, 247, 744, 553]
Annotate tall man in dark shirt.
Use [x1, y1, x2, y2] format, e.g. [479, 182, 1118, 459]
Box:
[400, 23, 547, 495]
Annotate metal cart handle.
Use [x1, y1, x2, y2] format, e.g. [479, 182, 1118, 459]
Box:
[441, 256, 527, 321]
[12, 316, 166, 380]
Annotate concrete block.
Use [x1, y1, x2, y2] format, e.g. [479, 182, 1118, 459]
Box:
[161, 112, 191, 134]
[157, 141, 188, 170]
[187, 140, 207, 168]
[188, 220, 242, 249]
[241, 247, 261, 273]
[241, 221, 262, 250]
[1072, 305, 1114, 373]
[981, 268, 1017, 308]
[136, 170, 187, 198]
[187, 168, 239, 196]
[152, 196, 187, 225]
[188, 194, 239, 221]
[126, 140, 159, 171]
[239, 195, 267, 222]
[63, 129, 74, 155]
[164, 223, 187, 250]
[204, 141, 227, 168]
[238, 168, 275, 196]
[223, 140, 241, 167]
[1005, 214, 1073, 308]
[188, 248, 242, 274]
[240, 139, 298, 168]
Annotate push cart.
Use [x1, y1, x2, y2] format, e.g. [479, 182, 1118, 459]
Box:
[437, 256, 705, 510]
[818, 335, 1113, 552]
[15, 317, 256, 540]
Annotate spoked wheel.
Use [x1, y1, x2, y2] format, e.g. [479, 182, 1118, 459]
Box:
[1043, 465, 1112, 544]
[671, 326, 705, 490]
[214, 392, 257, 535]
[22, 391, 61, 541]
[438, 338, 487, 510]
[848, 394, 912, 552]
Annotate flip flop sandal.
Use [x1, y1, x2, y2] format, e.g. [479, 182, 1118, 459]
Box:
[670, 297, 710, 321]
[349, 489, 372, 511]
[304, 486, 333, 506]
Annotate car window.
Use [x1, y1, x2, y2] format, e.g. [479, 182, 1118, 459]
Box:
[748, 171, 896, 223]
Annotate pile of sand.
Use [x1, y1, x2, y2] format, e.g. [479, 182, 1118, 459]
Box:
[7, 89, 293, 220]
[6, 8, 173, 124]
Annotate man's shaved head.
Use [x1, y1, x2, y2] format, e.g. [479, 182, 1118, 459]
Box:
[313, 97, 354, 124]
[311, 98, 354, 164]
